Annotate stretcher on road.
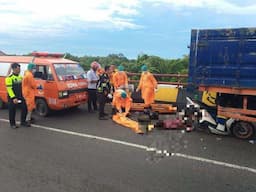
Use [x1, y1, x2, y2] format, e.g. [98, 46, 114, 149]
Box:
[130, 103, 177, 114]
[112, 113, 143, 134]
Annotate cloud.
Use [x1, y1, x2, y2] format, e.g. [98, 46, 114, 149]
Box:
[0, 0, 141, 36]
[0, 0, 255, 38]
[150, 0, 256, 15]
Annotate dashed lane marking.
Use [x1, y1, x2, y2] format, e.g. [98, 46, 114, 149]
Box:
[0, 118, 256, 174]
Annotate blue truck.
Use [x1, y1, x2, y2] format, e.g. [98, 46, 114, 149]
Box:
[188, 27, 256, 139]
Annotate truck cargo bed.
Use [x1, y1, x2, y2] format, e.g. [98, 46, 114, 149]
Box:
[189, 28, 256, 89]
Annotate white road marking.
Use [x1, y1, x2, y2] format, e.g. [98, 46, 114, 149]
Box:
[1, 118, 256, 174]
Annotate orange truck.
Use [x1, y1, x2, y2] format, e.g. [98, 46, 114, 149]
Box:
[0, 52, 88, 116]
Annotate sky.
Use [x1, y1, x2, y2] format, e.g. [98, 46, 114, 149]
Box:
[0, 0, 256, 59]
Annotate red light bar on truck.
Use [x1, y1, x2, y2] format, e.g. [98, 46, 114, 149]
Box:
[31, 52, 64, 58]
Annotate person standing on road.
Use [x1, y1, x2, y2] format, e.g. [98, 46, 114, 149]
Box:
[113, 65, 128, 90]
[5, 63, 29, 128]
[136, 64, 157, 110]
[96, 65, 111, 120]
[22, 63, 37, 126]
[87, 61, 100, 112]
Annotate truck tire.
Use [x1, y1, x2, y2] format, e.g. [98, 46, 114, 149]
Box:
[232, 121, 255, 139]
[36, 98, 49, 117]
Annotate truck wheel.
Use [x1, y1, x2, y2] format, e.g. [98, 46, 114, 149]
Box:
[232, 121, 255, 139]
[36, 99, 49, 117]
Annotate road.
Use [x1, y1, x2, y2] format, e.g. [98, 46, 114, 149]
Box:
[0, 105, 255, 192]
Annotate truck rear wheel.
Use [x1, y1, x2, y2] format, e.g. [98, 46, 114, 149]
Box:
[36, 98, 49, 117]
[232, 121, 255, 139]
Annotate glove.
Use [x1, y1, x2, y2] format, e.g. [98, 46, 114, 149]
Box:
[107, 93, 113, 99]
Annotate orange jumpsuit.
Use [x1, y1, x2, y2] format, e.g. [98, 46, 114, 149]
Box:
[22, 70, 37, 111]
[112, 89, 132, 115]
[137, 71, 157, 106]
[113, 71, 128, 89]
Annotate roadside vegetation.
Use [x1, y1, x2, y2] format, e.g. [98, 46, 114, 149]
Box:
[65, 53, 188, 83]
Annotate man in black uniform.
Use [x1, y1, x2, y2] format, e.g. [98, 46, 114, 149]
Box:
[5, 63, 29, 128]
[96, 66, 111, 120]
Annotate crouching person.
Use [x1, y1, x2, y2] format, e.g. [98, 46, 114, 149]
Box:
[112, 89, 132, 117]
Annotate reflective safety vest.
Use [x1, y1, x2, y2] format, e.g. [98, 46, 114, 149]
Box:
[5, 74, 23, 99]
[97, 73, 111, 94]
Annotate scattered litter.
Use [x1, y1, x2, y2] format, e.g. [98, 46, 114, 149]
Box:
[216, 137, 222, 141]
[186, 126, 193, 132]
[249, 140, 256, 144]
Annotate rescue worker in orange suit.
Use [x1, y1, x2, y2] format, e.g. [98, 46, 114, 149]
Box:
[22, 63, 37, 126]
[5, 63, 28, 128]
[136, 65, 157, 109]
[112, 89, 132, 117]
[113, 65, 128, 90]
[96, 66, 111, 120]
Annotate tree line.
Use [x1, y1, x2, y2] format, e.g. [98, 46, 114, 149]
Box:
[65, 53, 189, 83]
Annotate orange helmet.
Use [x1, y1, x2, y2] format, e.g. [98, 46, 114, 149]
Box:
[97, 67, 105, 75]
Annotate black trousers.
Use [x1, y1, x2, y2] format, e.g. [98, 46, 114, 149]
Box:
[8, 98, 27, 126]
[87, 89, 98, 111]
[97, 93, 107, 117]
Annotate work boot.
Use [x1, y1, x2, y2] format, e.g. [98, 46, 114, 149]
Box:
[99, 116, 108, 120]
[10, 124, 19, 129]
[111, 108, 117, 115]
[20, 121, 31, 127]
[30, 117, 36, 123]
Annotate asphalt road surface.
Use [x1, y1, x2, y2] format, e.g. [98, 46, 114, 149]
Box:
[0, 105, 255, 192]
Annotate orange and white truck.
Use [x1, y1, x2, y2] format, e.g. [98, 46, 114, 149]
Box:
[0, 52, 88, 116]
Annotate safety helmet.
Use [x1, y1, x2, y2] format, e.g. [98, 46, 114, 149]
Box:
[141, 65, 147, 71]
[118, 65, 124, 71]
[121, 91, 127, 98]
[27, 63, 36, 70]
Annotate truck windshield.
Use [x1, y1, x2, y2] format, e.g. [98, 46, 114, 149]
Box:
[54, 63, 87, 81]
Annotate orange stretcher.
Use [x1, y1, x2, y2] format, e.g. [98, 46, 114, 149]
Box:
[112, 113, 143, 134]
[130, 103, 177, 114]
